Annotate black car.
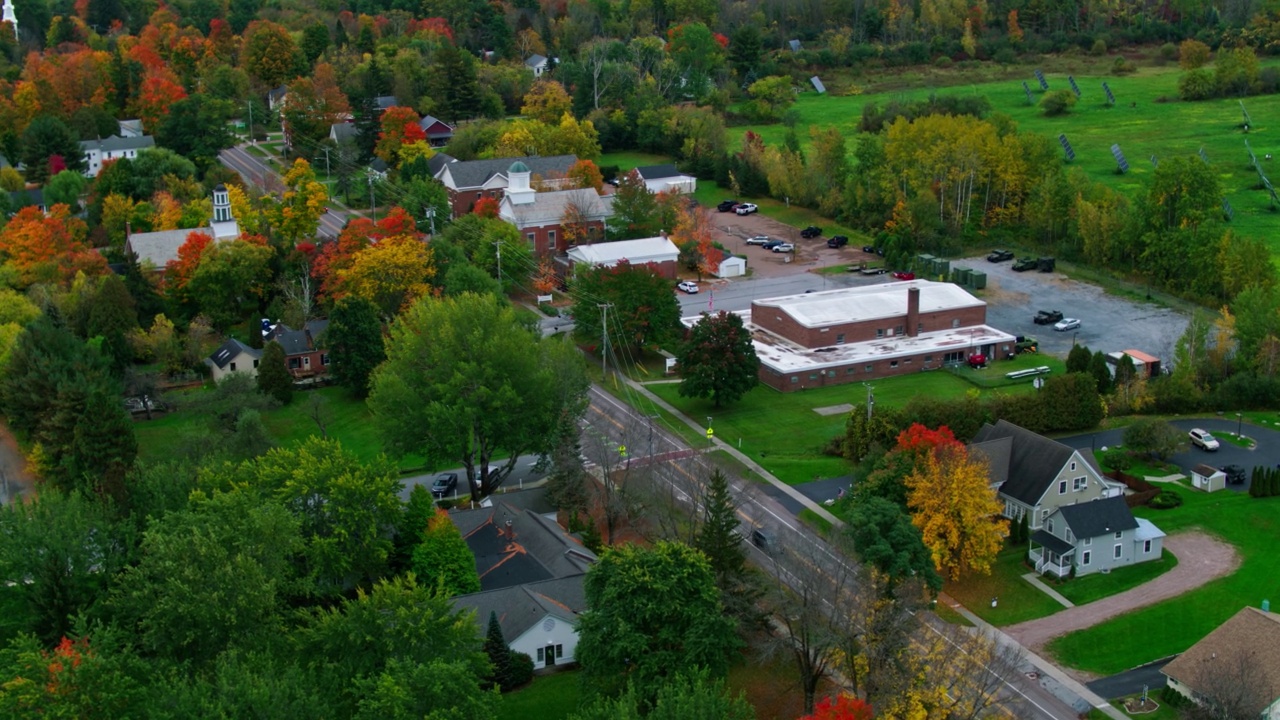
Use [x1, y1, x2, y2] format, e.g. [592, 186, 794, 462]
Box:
[1033, 310, 1064, 325]
[1221, 464, 1247, 485]
[987, 249, 1014, 262]
[430, 473, 458, 497]
[862, 245, 876, 253]
[761, 240, 785, 250]
[800, 226, 822, 238]
[716, 199, 739, 212]
[827, 235, 849, 248]
[1012, 257, 1039, 272]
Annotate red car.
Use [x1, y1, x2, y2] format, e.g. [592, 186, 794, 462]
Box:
[967, 353, 987, 369]
[892, 271, 915, 280]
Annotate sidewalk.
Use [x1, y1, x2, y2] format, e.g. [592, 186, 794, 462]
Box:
[939, 594, 1128, 720]
[622, 378, 844, 529]
[1023, 573, 1075, 608]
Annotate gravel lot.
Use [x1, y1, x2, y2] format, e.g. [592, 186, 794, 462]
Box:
[952, 258, 1189, 361]
[704, 208, 880, 280]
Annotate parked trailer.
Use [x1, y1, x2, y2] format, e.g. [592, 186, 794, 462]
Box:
[1005, 366, 1052, 380]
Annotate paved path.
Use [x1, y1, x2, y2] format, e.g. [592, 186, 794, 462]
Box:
[1023, 573, 1075, 608]
[1006, 532, 1240, 649]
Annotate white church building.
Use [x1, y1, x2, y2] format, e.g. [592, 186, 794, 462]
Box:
[125, 184, 241, 270]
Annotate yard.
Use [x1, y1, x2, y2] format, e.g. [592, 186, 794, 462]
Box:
[1046, 483, 1280, 675]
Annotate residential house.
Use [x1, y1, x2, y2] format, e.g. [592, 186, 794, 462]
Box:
[1033, 495, 1165, 578]
[7, 188, 46, 215]
[80, 135, 156, 177]
[497, 162, 612, 257]
[1162, 606, 1280, 720]
[450, 494, 596, 670]
[564, 235, 680, 280]
[204, 338, 262, 382]
[1190, 464, 1227, 493]
[712, 281, 1017, 392]
[1106, 349, 1162, 379]
[267, 85, 288, 112]
[329, 122, 358, 145]
[125, 184, 240, 270]
[417, 115, 454, 147]
[436, 154, 577, 218]
[368, 158, 389, 180]
[267, 319, 330, 379]
[375, 95, 397, 113]
[633, 164, 697, 195]
[970, 419, 1125, 531]
[525, 54, 548, 77]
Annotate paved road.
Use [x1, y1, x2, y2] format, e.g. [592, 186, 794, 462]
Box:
[398, 453, 547, 502]
[218, 145, 347, 238]
[1004, 532, 1240, 650]
[1087, 659, 1171, 700]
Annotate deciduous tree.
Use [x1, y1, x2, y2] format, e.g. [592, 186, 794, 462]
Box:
[256, 342, 293, 405]
[374, 106, 427, 167]
[677, 311, 759, 408]
[323, 296, 384, 397]
[338, 234, 435, 318]
[905, 445, 1006, 581]
[0, 205, 102, 287]
[410, 507, 481, 597]
[186, 239, 274, 330]
[242, 20, 299, 88]
[572, 260, 682, 353]
[521, 80, 573, 124]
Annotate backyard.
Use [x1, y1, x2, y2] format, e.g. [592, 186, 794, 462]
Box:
[1046, 481, 1280, 675]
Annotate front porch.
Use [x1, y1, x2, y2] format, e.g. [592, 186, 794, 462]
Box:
[1029, 530, 1075, 578]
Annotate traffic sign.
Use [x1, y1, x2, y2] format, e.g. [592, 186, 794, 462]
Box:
[618, 445, 627, 457]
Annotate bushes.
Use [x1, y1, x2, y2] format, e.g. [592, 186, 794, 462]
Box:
[1148, 490, 1183, 510]
[1249, 465, 1280, 497]
[1040, 89, 1077, 116]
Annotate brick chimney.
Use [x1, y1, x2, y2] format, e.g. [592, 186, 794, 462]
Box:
[906, 286, 920, 337]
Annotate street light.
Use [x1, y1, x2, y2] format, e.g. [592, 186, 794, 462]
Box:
[1237, 412, 1243, 439]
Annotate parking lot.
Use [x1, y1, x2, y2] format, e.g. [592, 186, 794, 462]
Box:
[705, 208, 879, 279]
[953, 257, 1189, 362]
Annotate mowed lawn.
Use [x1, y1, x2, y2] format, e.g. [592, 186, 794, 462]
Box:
[734, 61, 1280, 254]
[1046, 485, 1280, 675]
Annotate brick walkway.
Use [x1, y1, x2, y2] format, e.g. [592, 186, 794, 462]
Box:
[1005, 531, 1239, 650]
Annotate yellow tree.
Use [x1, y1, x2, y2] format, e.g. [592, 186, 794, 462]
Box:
[905, 446, 1006, 581]
[521, 80, 572, 124]
[338, 235, 436, 318]
[275, 159, 329, 244]
[559, 200, 590, 250]
[100, 193, 138, 248]
[227, 184, 265, 236]
[149, 191, 183, 231]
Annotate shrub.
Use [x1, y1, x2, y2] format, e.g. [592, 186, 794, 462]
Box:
[1111, 57, 1136, 75]
[1159, 42, 1178, 61]
[934, 55, 953, 68]
[507, 652, 534, 689]
[1090, 38, 1108, 56]
[1148, 490, 1183, 510]
[1040, 89, 1077, 116]
[993, 47, 1017, 65]
[1178, 68, 1217, 100]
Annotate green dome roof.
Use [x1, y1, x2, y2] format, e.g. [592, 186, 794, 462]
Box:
[508, 160, 530, 173]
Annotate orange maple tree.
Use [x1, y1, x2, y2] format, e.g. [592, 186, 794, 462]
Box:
[473, 196, 499, 218]
[0, 204, 104, 286]
[566, 158, 605, 191]
[133, 68, 187, 129]
[311, 208, 422, 301]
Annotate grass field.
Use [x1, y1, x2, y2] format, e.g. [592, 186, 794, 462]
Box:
[735, 61, 1280, 253]
[499, 671, 581, 718]
[1054, 549, 1178, 606]
[1046, 486, 1280, 675]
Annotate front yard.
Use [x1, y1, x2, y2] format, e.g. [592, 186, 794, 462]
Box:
[1047, 483, 1280, 675]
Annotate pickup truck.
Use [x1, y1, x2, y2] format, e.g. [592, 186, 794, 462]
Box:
[800, 226, 822, 238]
[1012, 257, 1039, 272]
[987, 249, 1014, 262]
[1033, 310, 1063, 325]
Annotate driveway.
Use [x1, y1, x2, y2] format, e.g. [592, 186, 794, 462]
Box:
[1004, 532, 1240, 650]
[951, 258, 1188, 359]
[1086, 659, 1171, 700]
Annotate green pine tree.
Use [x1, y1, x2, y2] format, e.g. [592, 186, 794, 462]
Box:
[483, 610, 514, 690]
[694, 469, 746, 589]
[324, 296, 384, 397]
[64, 388, 137, 498]
[256, 342, 294, 405]
[1017, 513, 1030, 544]
[1250, 466, 1262, 498]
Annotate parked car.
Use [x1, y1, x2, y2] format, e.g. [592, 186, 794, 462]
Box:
[1033, 310, 1064, 325]
[1189, 428, 1220, 451]
[862, 245, 877, 253]
[746, 235, 772, 245]
[1012, 257, 1039, 272]
[967, 353, 987, 368]
[987, 249, 1014, 262]
[761, 240, 785, 250]
[892, 271, 915, 280]
[430, 473, 458, 497]
[772, 243, 795, 253]
[717, 199, 739, 212]
[735, 203, 758, 215]
[1221, 464, 1246, 484]
[677, 280, 699, 294]
[827, 235, 849, 248]
[800, 226, 822, 238]
[1053, 318, 1081, 331]
[1015, 335, 1039, 354]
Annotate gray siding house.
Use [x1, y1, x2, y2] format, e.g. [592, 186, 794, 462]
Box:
[1033, 496, 1166, 577]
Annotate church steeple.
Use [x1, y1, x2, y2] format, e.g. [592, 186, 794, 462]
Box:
[209, 184, 240, 240]
[2, 0, 17, 39]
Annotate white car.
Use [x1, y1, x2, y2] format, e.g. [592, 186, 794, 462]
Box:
[1053, 318, 1081, 331]
[1189, 428, 1220, 451]
[772, 243, 795, 253]
[745, 235, 771, 245]
[677, 281, 699, 294]
[735, 203, 758, 215]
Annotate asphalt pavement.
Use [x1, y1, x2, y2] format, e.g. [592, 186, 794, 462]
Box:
[1086, 660, 1172, 700]
[398, 453, 547, 502]
[219, 144, 346, 238]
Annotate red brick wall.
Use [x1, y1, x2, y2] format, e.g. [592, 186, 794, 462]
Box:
[751, 301, 987, 349]
[286, 350, 330, 378]
[757, 346, 1006, 392]
[521, 221, 605, 257]
[447, 187, 505, 218]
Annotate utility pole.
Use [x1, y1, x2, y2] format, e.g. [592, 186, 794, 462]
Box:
[598, 303, 611, 376]
[322, 147, 331, 181]
[864, 383, 874, 421]
[494, 240, 502, 285]
[425, 207, 436, 236]
[247, 101, 253, 142]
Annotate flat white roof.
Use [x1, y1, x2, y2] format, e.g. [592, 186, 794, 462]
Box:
[683, 310, 1017, 373]
[754, 280, 985, 329]
[567, 237, 679, 266]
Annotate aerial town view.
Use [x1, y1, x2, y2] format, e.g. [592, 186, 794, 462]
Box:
[1, 0, 1279, 717]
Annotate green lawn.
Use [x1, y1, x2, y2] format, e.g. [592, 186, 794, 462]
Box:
[1053, 549, 1179, 606]
[1046, 487, 1280, 675]
[943, 545, 1068, 627]
[499, 671, 581, 718]
[733, 61, 1280, 255]
[597, 151, 676, 172]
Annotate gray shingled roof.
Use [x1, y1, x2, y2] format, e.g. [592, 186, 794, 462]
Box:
[1055, 496, 1137, 539]
[971, 420, 1077, 506]
[206, 338, 262, 369]
[428, 153, 456, 176]
[968, 435, 1012, 487]
[80, 135, 156, 154]
[1030, 529, 1073, 555]
[453, 501, 596, 592]
[442, 155, 577, 190]
[270, 320, 329, 356]
[126, 227, 212, 268]
[524, 54, 547, 68]
[418, 115, 453, 138]
[635, 164, 684, 180]
[1162, 606, 1280, 717]
[501, 188, 612, 227]
[330, 123, 357, 142]
[452, 575, 587, 642]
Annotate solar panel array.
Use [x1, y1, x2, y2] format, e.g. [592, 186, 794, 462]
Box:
[1068, 76, 1081, 97]
[810, 76, 827, 94]
[1034, 69, 1048, 90]
[1022, 81, 1033, 104]
[1241, 100, 1252, 127]
[1199, 147, 1209, 164]
[1247, 139, 1259, 168]
[1058, 134, 1075, 161]
[1111, 144, 1129, 173]
[1223, 198, 1234, 221]
[1102, 82, 1116, 105]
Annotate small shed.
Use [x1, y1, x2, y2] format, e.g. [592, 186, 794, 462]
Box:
[1190, 464, 1226, 493]
[716, 254, 746, 278]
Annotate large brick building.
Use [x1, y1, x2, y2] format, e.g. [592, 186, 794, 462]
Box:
[497, 162, 612, 258]
[711, 280, 1016, 392]
[436, 154, 578, 218]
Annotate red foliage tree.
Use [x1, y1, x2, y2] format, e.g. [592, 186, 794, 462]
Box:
[374, 106, 427, 166]
[473, 196, 499, 218]
[133, 69, 187, 129]
[894, 423, 962, 456]
[164, 230, 213, 289]
[0, 204, 104, 286]
[799, 695, 874, 720]
[407, 17, 454, 40]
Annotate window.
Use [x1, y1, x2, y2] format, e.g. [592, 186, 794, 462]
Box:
[1059, 480, 1068, 494]
[1115, 530, 1123, 539]
[895, 325, 904, 335]
[548, 230, 557, 246]
[253, 359, 260, 368]
[526, 232, 535, 243]
[918, 323, 925, 333]
[476, 192, 482, 199]
[555, 644, 563, 658]
[827, 370, 836, 378]
[845, 367, 856, 374]
[536, 648, 544, 662]
[1047, 520, 1054, 533]
[836, 334, 845, 344]
[1114, 544, 1123, 559]
[289, 358, 301, 370]
[890, 361, 898, 369]
[809, 373, 818, 381]
[1082, 551, 1091, 566]
[229, 362, 237, 372]
[790, 376, 798, 384]
[903, 358, 912, 364]
[864, 364, 873, 372]
[1083, 537, 1092, 547]
[1073, 477, 1087, 491]
[1066, 529, 1073, 543]
[1071, 461, 1077, 471]
[1041, 509, 1049, 520]
[1143, 540, 1152, 554]
[952, 319, 961, 328]
[876, 329, 884, 338]
[321, 353, 330, 366]
[924, 355, 933, 362]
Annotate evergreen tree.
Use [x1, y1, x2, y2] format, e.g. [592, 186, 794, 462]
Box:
[545, 432, 589, 517]
[1017, 513, 1030, 544]
[410, 507, 481, 596]
[392, 485, 436, 572]
[324, 296, 384, 397]
[333, 20, 349, 49]
[1089, 350, 1113, 394]
[694, 469, 745, 588]
[86, 275, 139, 373]
[483, 611, 514, 690]
[257, 342, 294, 405]
[1250, 466, 1262, 498]
[728, 24, 762, 79]
[432, 45, 481, 123]
[63, 388, 137, 498]
[1066, 343, 1092, 373]
[20, 116, 84, 184]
